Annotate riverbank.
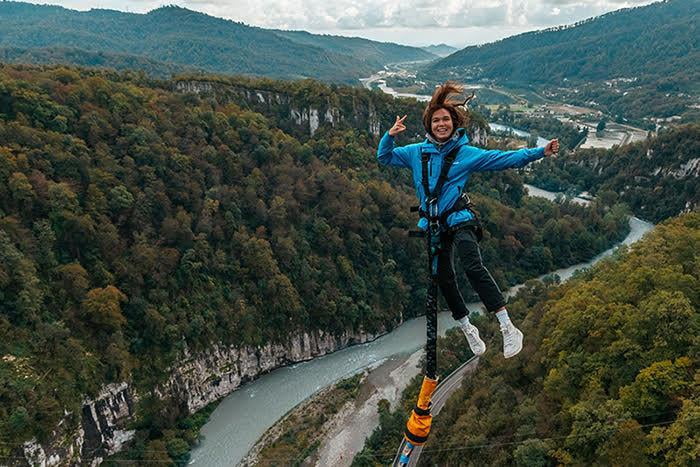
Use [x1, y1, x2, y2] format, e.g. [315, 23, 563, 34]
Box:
[311, 350, 423, 466]
[238, 216, 652, 466]
[243, 351, 423, 467]
[189, 186, 652, 465]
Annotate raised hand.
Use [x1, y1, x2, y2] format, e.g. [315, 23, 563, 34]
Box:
[388, 115, 407, 137]
[544, 138, 560, 157]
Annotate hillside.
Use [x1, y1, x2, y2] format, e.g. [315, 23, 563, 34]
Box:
[271, 30, 435, 65]
[354, 212, 699, 466]
[0, 64, 631, 464]
[422, 212, 699, 466]
[427, 0, 698, 86]
[422, 0, 699, 120]
[526, 123, 700, 222]
[0, 46, 194, 77]
[421, 44, 458, 57]
[0, 2, 434, 82]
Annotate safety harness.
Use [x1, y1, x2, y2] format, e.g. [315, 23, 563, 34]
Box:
[410, 148, 480, 242]
[400, 145, 472, 464]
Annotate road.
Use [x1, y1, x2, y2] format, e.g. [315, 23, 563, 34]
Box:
[392, 356, 481, 466]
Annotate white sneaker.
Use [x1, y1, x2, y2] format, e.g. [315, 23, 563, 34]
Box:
[501, 323, 523, 358]
[460, 322, 486, 356]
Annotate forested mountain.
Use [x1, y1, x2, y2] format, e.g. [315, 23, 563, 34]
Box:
[421, 44, 458, 57]
[0, 2, 434, 82]
[0, 64, 630, 464]
[0, 46, 190, 78]
[427, 0, 698, 86]
[422, 212, 699, 466]
[423, 0, 699, 120]
[271, 30, 435, 65]
[527, 124, 700, 222]
[356, 212, 699, 466]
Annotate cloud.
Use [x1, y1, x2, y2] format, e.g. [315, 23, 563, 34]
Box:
[41, 0, 660, 46]
[177, 0, 658, 30]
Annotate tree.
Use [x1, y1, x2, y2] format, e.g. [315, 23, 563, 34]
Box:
[647, 398, 700, 465]
[596, 118, 607, 134]
[57, 263, 89, 302]
[80, 286, 127, 333]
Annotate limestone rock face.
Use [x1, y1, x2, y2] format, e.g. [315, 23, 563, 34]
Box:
[472, 127, 488, 146]
[19, 328, 385, 466]
[20, 383, 134, 466]
[173, 79, 383, 137]
[81, 383, 136, 465]
[160, 328, 384, 413]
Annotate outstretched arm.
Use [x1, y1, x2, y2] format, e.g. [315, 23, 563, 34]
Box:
[468, 138, 559, 172]
[377, 115, 412, 168]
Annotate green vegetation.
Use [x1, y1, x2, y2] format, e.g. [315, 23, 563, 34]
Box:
[353, 212, 699, 466]
[423, 0, 699, 122]
[526, 123, 700, 222]
[0, 46, 198, 78]
[0, 64, 629, 462]
[104, 400, 219, 466]
[254, 373, 363, 466]
[0, 2, 433, 83]
[352, 322, 480, 466]
[421, 212, 699, 465]
[271, 30, 435, 66]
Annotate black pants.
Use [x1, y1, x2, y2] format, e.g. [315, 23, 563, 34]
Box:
[437, 227, 506, 320]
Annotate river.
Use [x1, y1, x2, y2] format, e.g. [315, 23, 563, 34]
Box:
[188, 186, 653, 466]
[360, 71, 550, 147]
[490, 123, 550, 147]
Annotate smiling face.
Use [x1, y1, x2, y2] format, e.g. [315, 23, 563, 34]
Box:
[430, 108, 454, 142]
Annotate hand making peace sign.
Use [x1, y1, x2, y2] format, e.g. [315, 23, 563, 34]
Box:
[389, 115, 407, 137]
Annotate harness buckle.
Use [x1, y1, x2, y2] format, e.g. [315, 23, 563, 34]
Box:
[460, 192, 473, 208]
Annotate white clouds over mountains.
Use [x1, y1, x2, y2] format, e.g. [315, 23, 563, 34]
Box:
[185, 0, 656, 30]
[43, 0, 660, 46]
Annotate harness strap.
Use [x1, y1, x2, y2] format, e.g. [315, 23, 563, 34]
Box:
[418, 192, 477, 227]
[419, 146, 460, 228]
[421, 152, 431, 206]
[420, 147, 460, 205]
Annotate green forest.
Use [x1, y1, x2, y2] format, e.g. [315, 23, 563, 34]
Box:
[0, 64, 632, 462]
[526, 123, 700, 223]
[422, 0, 699, 122]
[0, 2, 433, 83]
[424, 212, 699, 466]
[354, 212, 699, 466]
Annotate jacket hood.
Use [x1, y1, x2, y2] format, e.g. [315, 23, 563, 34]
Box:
[423, 128, 469, 154]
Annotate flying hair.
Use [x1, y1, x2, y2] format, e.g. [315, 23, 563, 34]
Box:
[422, 81, 473, 138]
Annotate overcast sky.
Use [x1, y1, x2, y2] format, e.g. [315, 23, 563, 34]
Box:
[31, 0, 660, 47]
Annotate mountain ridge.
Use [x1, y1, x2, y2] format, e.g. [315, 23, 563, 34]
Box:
[0, 2, 435, 82]
[424, 0, 698, 87]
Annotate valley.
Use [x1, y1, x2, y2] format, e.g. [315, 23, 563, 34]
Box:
[361, 63, 650, 150]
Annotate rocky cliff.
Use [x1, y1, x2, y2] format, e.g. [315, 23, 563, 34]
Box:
[17, 328, 385, 466]
[172, 79, 490, 147]
[20, 383, 134, 467]
[174, 80, 382, 138]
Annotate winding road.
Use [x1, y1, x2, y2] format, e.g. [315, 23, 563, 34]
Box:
[393, 356, 481, 466]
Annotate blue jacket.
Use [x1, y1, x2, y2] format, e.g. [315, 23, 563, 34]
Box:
[377, 128, 545, 230]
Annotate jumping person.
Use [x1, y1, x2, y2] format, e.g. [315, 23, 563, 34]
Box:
[377, 82, 559, 358]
